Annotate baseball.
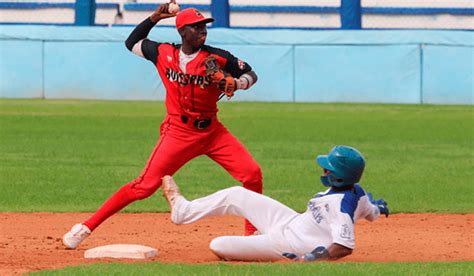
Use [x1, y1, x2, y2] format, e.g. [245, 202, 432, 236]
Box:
[168, 3, 180, 14]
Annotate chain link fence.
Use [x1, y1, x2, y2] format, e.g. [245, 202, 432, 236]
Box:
[0, 0, 75, 24]
[362, 0, 474, 29]
[0, 0, 472, 29]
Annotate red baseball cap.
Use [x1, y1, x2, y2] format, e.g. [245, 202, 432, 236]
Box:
[175, 8, 214, 30]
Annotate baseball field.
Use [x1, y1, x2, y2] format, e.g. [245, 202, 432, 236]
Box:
[0, 99, 473, 274]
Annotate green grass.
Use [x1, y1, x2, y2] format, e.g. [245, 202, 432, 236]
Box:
[2, 99, 473, 275]
[33, 261, 474, 275]
[0, 99, 473, 213]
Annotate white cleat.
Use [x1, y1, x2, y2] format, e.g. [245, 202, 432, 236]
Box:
[62, 223, 91, 249]
[162, 175, 181, 209]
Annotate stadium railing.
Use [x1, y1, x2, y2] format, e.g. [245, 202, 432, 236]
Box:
[362, 0, 474, 30]
[0, 0, 472, 29]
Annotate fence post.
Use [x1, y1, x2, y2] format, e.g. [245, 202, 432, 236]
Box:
[340, 0, 362, 29]
[75, 0, 96, 26]
[210, 0, 230, 28]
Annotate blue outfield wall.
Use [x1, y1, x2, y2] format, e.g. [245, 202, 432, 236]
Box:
[0, 26, 472, 104]
[423, 46, 473, 105]
[44, 42, 165, 101]
[295, 45, 421, 103]
[1, 40, 44, 98]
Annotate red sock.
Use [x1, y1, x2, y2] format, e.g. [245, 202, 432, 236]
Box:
[245, 220, 258, 236]
[83, 184, 138, 231]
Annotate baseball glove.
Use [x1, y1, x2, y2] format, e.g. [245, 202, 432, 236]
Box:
[202, 55, 236, 98]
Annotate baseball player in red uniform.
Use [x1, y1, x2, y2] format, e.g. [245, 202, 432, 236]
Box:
[63, 3, 262, 249]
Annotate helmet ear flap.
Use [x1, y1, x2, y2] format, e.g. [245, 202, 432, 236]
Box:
[320, 175, 331, 187]
[323, 173, 349, 188]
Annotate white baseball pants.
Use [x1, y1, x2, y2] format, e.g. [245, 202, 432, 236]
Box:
[171, 186, 299, 261]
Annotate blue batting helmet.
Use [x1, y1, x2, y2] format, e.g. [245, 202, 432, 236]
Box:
[316, 145, 365, 188]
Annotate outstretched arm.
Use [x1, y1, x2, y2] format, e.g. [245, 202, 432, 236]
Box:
[366, 192, 389, 220]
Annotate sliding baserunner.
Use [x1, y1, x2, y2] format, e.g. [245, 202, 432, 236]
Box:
[162, 146, 389, 261]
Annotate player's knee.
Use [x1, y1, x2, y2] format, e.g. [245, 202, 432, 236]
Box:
[209, 237, 228, 258]
[128, 177, 161, 200]
[223, 186, 249, 199]
[227, 186, 245, 193]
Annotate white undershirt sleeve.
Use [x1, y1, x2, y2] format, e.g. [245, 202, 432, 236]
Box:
[131, 39, 145, 58]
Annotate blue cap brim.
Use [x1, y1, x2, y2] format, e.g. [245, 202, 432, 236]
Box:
[316, 155, 335, 171]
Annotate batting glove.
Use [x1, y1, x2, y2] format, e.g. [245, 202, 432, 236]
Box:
[368, 192, 389, 217]
[303, 246, 329, 262]
[217, 74, 237, 97]
[282, 246, 329, 262]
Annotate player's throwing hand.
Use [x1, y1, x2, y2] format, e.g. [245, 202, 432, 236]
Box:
[151, 1, 179, 22]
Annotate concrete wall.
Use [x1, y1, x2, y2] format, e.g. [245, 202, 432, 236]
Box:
[0, 26, 472, 104]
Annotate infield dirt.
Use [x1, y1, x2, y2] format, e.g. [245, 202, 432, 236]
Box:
[0, 213, 472, 275]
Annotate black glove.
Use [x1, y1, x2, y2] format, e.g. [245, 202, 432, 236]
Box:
[282, 246, 329, 262]
[282, 252, 298, 260]
[303, 246, 329, 262]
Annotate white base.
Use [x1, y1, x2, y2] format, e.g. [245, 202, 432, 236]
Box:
[84, 244, 158, 259]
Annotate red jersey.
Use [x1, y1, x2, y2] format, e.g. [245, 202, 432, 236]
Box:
[142, 42, 252, 120]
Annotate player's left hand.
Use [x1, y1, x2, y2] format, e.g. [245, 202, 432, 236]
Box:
[218, 74, 237, 97]
[282, 246, 329, 262]
[368, 192, 389, 217]
[202, 55, 237, 98]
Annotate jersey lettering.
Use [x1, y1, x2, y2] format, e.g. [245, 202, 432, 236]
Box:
[166, 68, 212, 87]
[308, 201, 324, 224]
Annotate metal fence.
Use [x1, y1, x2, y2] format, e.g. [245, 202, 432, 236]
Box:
[0, 0, 473, 29]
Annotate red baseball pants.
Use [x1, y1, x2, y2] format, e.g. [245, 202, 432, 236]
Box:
[84, 115, 263, 235]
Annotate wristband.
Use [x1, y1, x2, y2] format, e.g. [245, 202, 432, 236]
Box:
[235, 73, 255, 90]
